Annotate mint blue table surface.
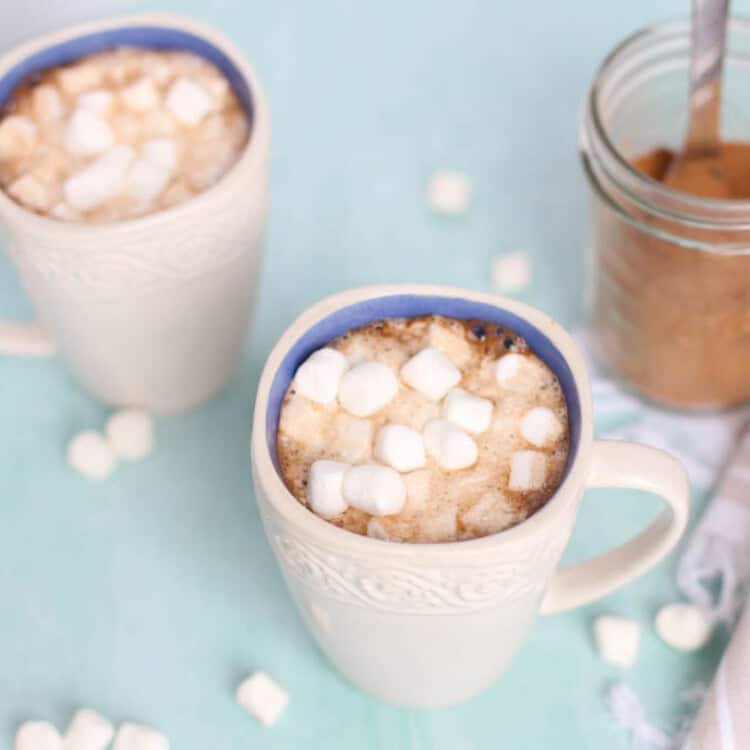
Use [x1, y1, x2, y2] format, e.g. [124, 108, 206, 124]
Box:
[1, 1, 745, 747]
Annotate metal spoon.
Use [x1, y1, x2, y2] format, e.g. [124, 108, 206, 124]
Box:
[666, 0, 730, 182]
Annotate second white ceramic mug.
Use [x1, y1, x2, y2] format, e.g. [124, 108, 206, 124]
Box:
[251, 284, 690, 708]
[0, 14, 270, 413]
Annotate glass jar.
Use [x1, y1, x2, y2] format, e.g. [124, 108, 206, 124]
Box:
[580, 18, 750, 409]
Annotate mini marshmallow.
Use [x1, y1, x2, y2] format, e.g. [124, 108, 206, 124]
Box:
[508, 450, 547, 491]
[105, 408, 154, 460]
[64, 145, 135, 211]
[491, 252, 532, 293]
[236, 672, 289, 727]
[427, 170, 472, 215]
[655, 603, 713, 652]
[401, 347, 461, 401]
[142, 138, 178, 173]
[64, 108, 114, 157]
[50, 202, 80, 222]
[338, 361, 399, 417]
[165, 78, 214, 126]
[520, 406, 563, 447]
[63, 708, 114, 750]
[121, 77, 161, 112]
[330, 413, 372, 463]
[423, 418, 478, 471]
[495, 353, 524, 386]
[374, 423, 426, 472]
[67, 430, 116, 481]
[125, 158, 171, 205]
[57, 65, 102, 96]
[112, 723, 169, 750]
[367, 518, 390, 540]
[0, 115, 37, 160]
[78, 90, 114, 116]
[593, 615, 641, 668]
[442, 387, 493, 434]
[294, 348, 349, 405]
[32, 85, 64, 122]
[343, 464, 406, 515]
[7, 174, 52, 212]
[15, 721, 62, 750]
[308, 460, 350, 517]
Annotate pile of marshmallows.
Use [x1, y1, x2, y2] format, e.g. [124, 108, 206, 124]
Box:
[294, 345, 563, 518]
[15, 672, 288, 749]
[0, 64, 231, 218]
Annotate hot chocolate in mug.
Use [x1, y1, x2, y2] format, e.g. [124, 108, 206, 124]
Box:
[0, 14, 269, 413]
[251, 284, 690, 708]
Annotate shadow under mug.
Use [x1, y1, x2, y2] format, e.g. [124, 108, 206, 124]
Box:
[0, 14, 270, 413]
[251, 284, 690, 708]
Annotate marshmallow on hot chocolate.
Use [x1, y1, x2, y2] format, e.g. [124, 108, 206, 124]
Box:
[63, 144, 135, 211]
[64, 108, 114, 157]
[78, 89, 114, 116]
[374, 423, 426, 472]
[7, 175, 52, 212]
[338, 361, 398, 417]
[0, 115, 37, 159]
[165, 77, 214, 126]
[125, 158, 171, 206]
[520, 406, 562, 447]
[509, 450, 546, 490]
[495, 353, 524, 386]
[308, 460, 350, 517]
[401, 347, 461, 401]
[32, 85, 64, 122]
[294, 348, 349, 405]
[342, 464, 406, 515]
[441, 387, 493, 434]
[423, 418, 478, 471]
[143, 138, 178, 173]
[121, 77, 161, 111]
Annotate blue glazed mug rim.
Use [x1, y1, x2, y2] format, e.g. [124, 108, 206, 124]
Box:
[252, 284, 594, 553]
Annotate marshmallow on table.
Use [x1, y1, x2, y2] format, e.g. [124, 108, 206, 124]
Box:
[78, 90, 115, 116]
[64, 145, 135, 212]
[338, 361, 398, 417]
[374, 423, 426, 472]
[121, 77, 161, 112]
[423, 418, 478, 471]
[112, 724, 169, 750]
[495, 353, 524, 387]
[143, 138, 178, 173]
[401, 347, 461, 401]
[593, 615, 641, 668]
[0, 115, 37, 160]
[236, 672, 289, 727]
[15, 721, 62, 750]
[442, 387, 493, 434]
[491, 252, 532, 293]
[308, 460, 350, 517]
[7, 175, 53, 212]
[520, 406, 562, 447]
[508, 450, 546, 491]
[294, 348, 349, 405]
[106, 408, 154, 460]
[125, 158, 171, 206]
[655, 603, 713, 652]
[64, 108, 114, 157]
[343, 464, 406, 515]
[32, 85, 64, 122]
[67, 430, 117, 481]
[165, 78, 214, 126]
[63, 708, 114, 750]
[427, 170, 472, 216]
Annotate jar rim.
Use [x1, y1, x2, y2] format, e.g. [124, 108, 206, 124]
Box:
[585, 16, 750, 242]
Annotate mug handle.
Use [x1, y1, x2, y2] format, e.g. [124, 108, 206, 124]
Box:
[0, 321, 56, 356]
[541, 439, 690, 614]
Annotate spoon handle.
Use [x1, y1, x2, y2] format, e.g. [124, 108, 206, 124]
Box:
[685, 0, 730, 156]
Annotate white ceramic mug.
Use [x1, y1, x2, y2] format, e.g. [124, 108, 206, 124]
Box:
[0, 14, 269, 413]
[251, 284, 690, 708]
